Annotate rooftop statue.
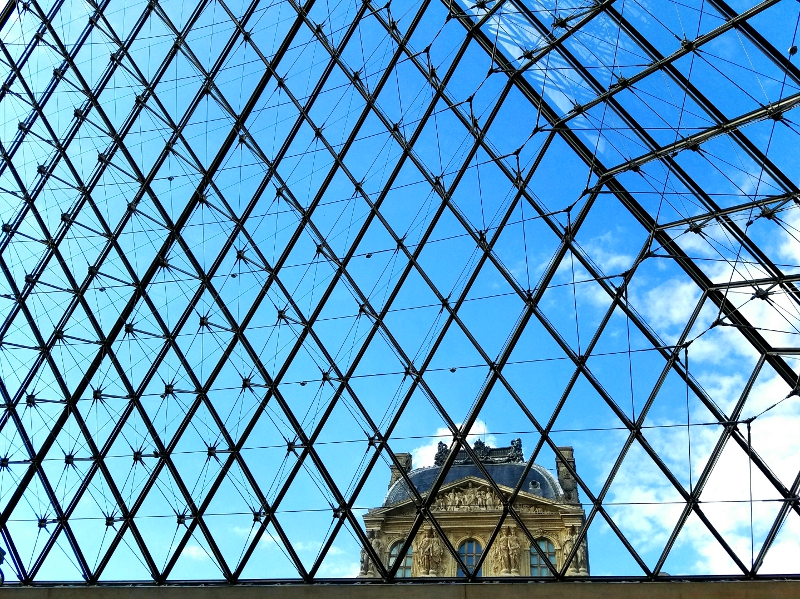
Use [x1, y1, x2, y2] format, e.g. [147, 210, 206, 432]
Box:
[433, 438, 526, 467]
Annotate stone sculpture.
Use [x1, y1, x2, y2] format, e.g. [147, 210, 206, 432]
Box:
[416, 528, 443, 576]
[562, 525, 588, 575]
[359, 529, 384, 575]
[492, 526, 521, 575]
[508, 438, 524, 463]
[434, 441, 449, 467]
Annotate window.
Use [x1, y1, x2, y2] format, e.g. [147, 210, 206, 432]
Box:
[457, 539, 482, 577]
[530, 538, 556, 576]
[389, 542, 413, 578]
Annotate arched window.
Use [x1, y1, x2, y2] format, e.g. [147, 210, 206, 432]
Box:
[389, 541, 413, 578]
[457, 539, 482, 577]
[530, 538, 556, 576]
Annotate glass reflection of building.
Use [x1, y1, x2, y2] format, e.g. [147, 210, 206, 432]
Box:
[360, 441, 588, 578]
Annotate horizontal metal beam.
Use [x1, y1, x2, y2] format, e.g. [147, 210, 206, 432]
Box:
[536, 0, 784, 128]
[1, 580, 800, 593]
[656, 192, 799, 231]
[601, 92, 800, 178]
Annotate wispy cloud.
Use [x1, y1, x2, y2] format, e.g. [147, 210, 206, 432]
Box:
[181, 545, 209, 562]
[317, 559, 361, 578]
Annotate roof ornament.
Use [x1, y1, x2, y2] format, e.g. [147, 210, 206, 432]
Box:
[434, 441, 448, 466]
[508, 438, 524, 463]
[473, 438, 490, 460]
[434, 439, 526, 467]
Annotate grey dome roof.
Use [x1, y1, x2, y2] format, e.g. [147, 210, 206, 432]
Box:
[383, 462, 563, 507]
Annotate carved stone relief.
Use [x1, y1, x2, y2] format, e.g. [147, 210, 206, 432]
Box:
[515, 504, 556, 515]
[359, 529, 384, 576]
[414, 528, 444, 576]
[490, 526, 522, 575]
[430, 483, 555, 514]
[562, 525, 589, 575]
[364, 442, 588, 579]
[432, 482, 502, 511]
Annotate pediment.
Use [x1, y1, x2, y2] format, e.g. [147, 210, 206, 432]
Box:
[373, 476, 569, 518]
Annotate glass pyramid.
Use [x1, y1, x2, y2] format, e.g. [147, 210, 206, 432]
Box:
[0, 0, 799, 583]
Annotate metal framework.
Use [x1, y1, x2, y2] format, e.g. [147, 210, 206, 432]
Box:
[0, 0, 799, 584]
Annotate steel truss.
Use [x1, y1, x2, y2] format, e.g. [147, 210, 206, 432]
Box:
[0, 0, 799, 584]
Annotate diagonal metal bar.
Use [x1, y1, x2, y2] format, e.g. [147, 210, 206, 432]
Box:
[603, 3, 799, 197]
[653, 353, 767, 576]
[705, 0, 800, 86]
[509, 0, 800, 317]
[97, 0, 419, 582]
[443, 0, 798, 576]
[0, 0, 261, 580]
[306, 0, 792, 580]
[655, 191, 800, 232]
[0, 0, 798, 584]
[0, 0, 322, 581]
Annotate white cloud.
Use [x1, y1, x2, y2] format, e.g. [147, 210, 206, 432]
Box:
[608, 204, 800, 574]
[759, 518, 800, 574]
[581, 231, 634, 274]
[317, 559, 361, 578]
[778, 209, 800, 265]
[181, 545, 208, 561]
[291, 541, 345, 555]
[292, 543, 357, 578]
[294, 541, 322, 553]
[693, 371, 746, 416]
[603, 370, 800, 574]
[638, 278, 700, 336]
[411, 419, 497, 468]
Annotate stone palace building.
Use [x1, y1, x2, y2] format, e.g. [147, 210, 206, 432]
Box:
[359, 440, 589, 578]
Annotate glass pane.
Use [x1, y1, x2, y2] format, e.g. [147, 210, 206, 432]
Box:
[458, 539, 483, 577]
[531, 539, 555, 577]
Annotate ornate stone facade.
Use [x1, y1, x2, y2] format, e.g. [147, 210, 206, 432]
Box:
[360, 441, 588, 578]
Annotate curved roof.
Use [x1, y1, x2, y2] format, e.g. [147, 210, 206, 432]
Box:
[383, 462, 564, 507]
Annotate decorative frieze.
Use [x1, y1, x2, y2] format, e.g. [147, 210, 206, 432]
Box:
[429, 483, 556, 514]
[431, 482, 503, 511]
